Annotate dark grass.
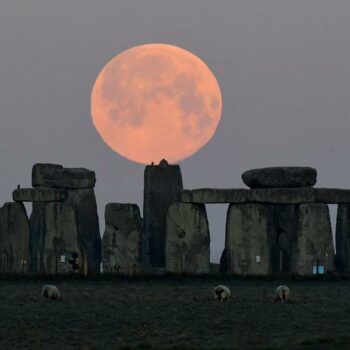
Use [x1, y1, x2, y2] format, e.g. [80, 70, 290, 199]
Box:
[1, 276, 350, 349]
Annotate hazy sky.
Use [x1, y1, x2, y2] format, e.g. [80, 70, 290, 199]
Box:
[1, 1, 350, 261]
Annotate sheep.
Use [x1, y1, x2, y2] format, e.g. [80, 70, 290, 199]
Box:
[274, 285, 290, 303]
[42, 285, 60, 301]
[214, 285, 231, 301]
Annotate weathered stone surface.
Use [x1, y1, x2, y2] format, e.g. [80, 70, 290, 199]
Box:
[182, 189, 248, 203]
[248, 188, 315, 204]
[32, 163, 96, 189]
[225, 204, 270, 275]
[102, 203, 142, 274]
[42, 203, 81, 274]
[182, 188, 313, 204]
[30, 202, 47, 273]
[314, 189, 350, 204]
[32, 163, 63, 185]
[64, 189, 101, 275]
[182, 188, 350, 204]
[144, 159, 183, 267]
[335, 205, 350, 272]
[13, 188, 67, 202]
[0, 202, 30, 273]
[242, 167, 317, 188]
[30, 188, 101, 275]
[266, 205, 299, 273]
[295, 204, 334, 275]
[166, 202, 210, 274]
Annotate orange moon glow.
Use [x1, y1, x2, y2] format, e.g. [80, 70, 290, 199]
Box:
[91, 43, 222, 164]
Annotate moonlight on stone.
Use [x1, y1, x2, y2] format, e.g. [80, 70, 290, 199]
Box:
[91, 43, 222, 164]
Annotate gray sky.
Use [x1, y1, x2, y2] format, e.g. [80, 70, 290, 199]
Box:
[1, 0, 350, 261]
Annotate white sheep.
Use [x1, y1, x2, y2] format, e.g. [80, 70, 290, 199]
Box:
[214, 285, 231, 301]
[42, 285, 60, 301]
[274, 285, 290, 303]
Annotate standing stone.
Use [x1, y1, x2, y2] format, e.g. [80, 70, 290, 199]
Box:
[0, 202, 30, 273]
[242, 167, 317, 188]
[102, 203, 142, 274]
[30, 202, 47, 273]
[166, 202, 210, 274]
[335, 205, 350, 272]
[63, 189, 101, 275]
[225, 203, 270, 275]
[143, 159, 183, 267]
[267, 205, 299, 273]
[30, 164, 101, 275]
[296, 204, 334, 274]
[43, 203, 80, 274]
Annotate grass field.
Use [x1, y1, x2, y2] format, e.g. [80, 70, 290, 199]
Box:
[0, 275, 350, 349]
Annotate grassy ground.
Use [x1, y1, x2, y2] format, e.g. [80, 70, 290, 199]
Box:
[0, 275, 350, 349]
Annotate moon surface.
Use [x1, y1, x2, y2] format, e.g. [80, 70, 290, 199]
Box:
[91, 43, 222, 164]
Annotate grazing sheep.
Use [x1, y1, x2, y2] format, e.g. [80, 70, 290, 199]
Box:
[42, 285, 60, 301]
[214, 285, 231, 301]
[274, 285, 290, 303]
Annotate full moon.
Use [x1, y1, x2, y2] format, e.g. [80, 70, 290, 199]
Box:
[91, 43, 222, 164]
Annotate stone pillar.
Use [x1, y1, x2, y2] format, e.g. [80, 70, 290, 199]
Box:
[0, 202, 30, 274]
[42, 203, 80, 274]
[102, 203, 142, 274]
[30, 202, 47, 273]
[29, 163, 101, 275]
[335, 205, 350, 272]
[166, 202, 210, 274]
[63, 188, 101, 275]
[267, 205, 299, 273]
[225, 203, 270, 275]
[296, 204, 334, 274]
[143, 159, 183, 268]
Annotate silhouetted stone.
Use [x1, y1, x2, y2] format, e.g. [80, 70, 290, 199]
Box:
[42, 203, 81, 274]
[335, 205, 350, 272]
[295, 204, 334, 274]
[29, 202, 47, 273]
[334, 254, 346, 273]
[182, 188, 350, 204]
[64, 189, 101, 275]
[219, 249, 228, 274]
[248, 188, 315, 204]
[182, 188, 314, 204]
[242, 167, 317, 188]
[32, 163, 96, 189]
[0, 202, 30, 273]
[166, 202, 210, 274]
[13, 188, 67, 202]
[30, 189, 101, 275]
[225, 203, 270, 275]
[32, 163, 62, 186]
[102, 203, 142, 274]
[182, 189, 248, 203]
[267, 205, 299, 273]
[143, 159, 183, 267]
[314, 189, 350, 204]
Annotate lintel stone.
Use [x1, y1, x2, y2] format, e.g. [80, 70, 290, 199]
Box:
[182, 188, 350, 204]
[13, 188, 68, 202]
